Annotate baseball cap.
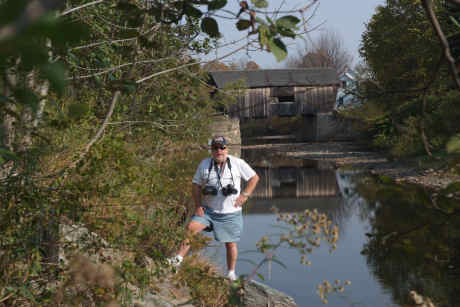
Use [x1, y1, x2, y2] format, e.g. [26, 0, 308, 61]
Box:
[210, 136, 227, 146]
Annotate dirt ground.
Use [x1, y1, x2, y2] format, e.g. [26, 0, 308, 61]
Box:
[244, 141, 460, 190]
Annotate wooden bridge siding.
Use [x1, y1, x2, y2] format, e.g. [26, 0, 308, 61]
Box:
[234, 86, 337, 120]
[251, 167, 273, 199]
[296, 86, 337, 114]
[250, 167, 338, 199]
[236, 88, 270, 120]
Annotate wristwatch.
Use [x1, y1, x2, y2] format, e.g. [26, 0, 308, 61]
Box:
[242, 192, 251, 198]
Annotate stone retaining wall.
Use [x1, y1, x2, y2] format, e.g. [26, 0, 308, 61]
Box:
[209, 115, 241, 157]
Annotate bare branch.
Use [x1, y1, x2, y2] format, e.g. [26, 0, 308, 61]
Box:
[136, 43, 250, 84]
[67, 90, 121, 171]
[0, 293, 14, 304]
[422, 0, 460, 90]
[60, 0, 104, 16]
[67, 58, 177, 79]
[70, 38, 137, 51]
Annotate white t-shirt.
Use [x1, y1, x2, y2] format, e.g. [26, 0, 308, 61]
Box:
[192, 155, 257, 214]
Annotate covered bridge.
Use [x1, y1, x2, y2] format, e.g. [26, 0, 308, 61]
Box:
[208, 68, 340, 121]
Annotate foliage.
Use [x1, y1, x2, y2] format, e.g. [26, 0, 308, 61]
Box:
[174, 255, 234, 307]
[343, 0, 460, 159]
[0, 0, 315, 305]
[360, 0, 446, 97]
[285, 29, 353, 76]
[316, 279, 351, 305]
[447, 134, 460, 153]
[356, 175, 460, 306]
[252, 208, 339, 270]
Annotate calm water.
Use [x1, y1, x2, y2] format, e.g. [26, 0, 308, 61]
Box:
[203, 149, 460, 307]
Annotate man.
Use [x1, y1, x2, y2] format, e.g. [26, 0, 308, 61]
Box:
[169, 136, 259, 281]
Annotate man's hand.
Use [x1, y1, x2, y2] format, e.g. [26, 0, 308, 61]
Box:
[234, 195, 248, 207]
[195, 205, 204, 217]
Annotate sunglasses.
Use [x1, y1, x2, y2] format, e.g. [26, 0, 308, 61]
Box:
[212, 145, 227, 150]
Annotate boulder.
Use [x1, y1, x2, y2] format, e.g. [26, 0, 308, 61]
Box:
[243, 280, 297, 307]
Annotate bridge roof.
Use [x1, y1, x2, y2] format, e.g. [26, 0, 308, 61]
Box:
[209, 68, 340, 89]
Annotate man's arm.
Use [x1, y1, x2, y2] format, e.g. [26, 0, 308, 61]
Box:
[235, 174, 259, 207]
[192, 183, 204, 216]
[242, 174, 259, 197]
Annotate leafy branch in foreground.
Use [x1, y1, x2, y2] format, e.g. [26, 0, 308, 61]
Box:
[242, 208, 344, 304]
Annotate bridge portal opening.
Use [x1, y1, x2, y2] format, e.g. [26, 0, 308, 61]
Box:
[271, 87, 294, 101]
[271, 87, 297, 117]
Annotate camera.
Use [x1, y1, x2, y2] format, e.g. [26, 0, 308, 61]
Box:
[202, 185, 218, 195]
[221, 184, 238, 196]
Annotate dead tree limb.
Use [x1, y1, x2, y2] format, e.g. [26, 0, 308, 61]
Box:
[422, 0, 460, 90]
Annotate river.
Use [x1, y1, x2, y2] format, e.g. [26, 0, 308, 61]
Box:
[203, 148, 460, 307]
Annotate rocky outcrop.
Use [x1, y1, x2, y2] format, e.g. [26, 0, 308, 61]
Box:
[59, 220, 296, 307]
[243, 280, 297, 307]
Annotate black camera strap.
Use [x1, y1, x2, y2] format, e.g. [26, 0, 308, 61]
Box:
[226, 158, 236, 186]
[205, 158, 235, 189]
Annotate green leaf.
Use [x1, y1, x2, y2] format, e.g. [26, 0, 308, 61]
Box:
[0, 0, 28, 26]
[208, 0, 227, 10]
[268, 37, 287, 62]
[18, 43, 49, 70]
[0, 148, 17, 162]
[276, 15, 300, 29]
[122, 81, 137, 94]
[236, 19, 251, 31]
[255, 17, 266, 24]
[447, 134, 460, 153]
[116, 1, 140, 12]
[265, 16, 274, 25]
[201, 17, 220, 38]
[184, 4, 203, 18]
[278, 28, 296, 38]
[449, 16, 460, 28]
[40, 62, 67, 96]
[68, 103, 90, 120]
[13, 88, 39, 110]
[251, 0, 268, 8]
[258, 24, 269, 47]
[257, 273, 265, 280]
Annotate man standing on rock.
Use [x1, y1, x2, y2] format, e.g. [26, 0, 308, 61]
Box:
[168, 136, 259, 281]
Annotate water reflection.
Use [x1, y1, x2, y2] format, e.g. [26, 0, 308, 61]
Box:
[205, 149, 459, 306]
[252, 167, 339, 199]
[357, 178, 460, 307]
[232, 149, 395, 306]
[242, 149, 362, 233]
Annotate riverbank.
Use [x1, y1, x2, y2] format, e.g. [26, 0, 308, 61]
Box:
[244, 141, 460, 190]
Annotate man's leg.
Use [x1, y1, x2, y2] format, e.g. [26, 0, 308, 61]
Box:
[225, 242, 238, 272]
[177, 221, 207, 258]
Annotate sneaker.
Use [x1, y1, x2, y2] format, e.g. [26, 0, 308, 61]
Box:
[167, 255, 183, 267]
[227, 271, 237, 281]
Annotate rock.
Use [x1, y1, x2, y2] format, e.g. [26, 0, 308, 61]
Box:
[134, 292, 193, 307]
[243, 280, 297, 307]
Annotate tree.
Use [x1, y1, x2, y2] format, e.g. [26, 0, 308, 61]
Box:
[203, 61, 231, 71]
[285, 29, 353, 76]
[0, 0, 321, 304]
[228, 58, 261, 70]
[352, 0, 460, 157]
[246, 60, 261, 70]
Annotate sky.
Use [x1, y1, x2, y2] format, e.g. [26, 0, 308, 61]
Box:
[202, 0, 385, 68]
